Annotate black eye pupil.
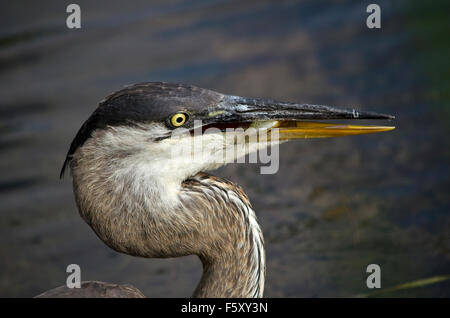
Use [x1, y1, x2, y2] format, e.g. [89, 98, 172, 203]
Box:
[176, 117, 183, 123]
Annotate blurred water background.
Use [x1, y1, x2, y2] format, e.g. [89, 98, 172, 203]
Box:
[0, 0, 449, 297]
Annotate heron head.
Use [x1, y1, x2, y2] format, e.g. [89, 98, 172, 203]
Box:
[62, 82, 395, 187]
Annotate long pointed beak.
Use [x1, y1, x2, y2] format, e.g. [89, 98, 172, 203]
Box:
[272, 121, 395, 139]
[214, 95, 395, 139]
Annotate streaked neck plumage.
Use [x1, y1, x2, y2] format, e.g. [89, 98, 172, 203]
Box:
[183, 174, 265, 297]
[70, 125, 265, 297]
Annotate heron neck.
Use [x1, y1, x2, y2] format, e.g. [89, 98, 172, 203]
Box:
[193, 243, 265, 298]
[185, 174, 266, 298]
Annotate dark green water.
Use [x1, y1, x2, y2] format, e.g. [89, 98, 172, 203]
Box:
[0, 0, 449, 297]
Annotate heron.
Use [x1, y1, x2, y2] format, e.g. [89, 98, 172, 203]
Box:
[36, 82, 394, 298]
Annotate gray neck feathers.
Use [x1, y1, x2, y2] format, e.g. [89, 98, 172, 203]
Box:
[70, 128, 265, 297]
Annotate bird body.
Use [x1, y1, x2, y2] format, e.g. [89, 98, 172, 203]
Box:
[39, 82, 394, 298]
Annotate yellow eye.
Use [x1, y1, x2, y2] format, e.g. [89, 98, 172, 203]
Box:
[170, 113, 188, 127]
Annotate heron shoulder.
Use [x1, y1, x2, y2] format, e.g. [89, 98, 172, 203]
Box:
[35, 281, 145, 298]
